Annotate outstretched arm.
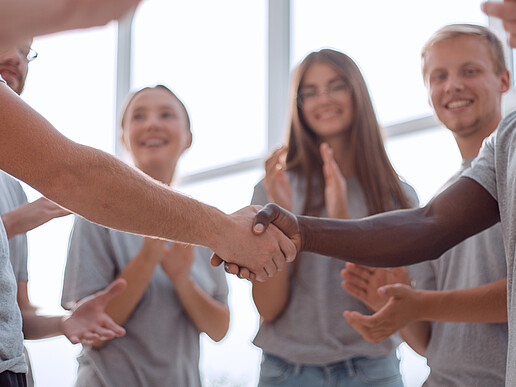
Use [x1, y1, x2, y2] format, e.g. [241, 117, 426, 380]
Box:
[254, 177, 499, 267]
[344, 279, 507, 350]
[482, 1, 516, 47]
[0, 84, 296, 282]
[19, 279, 126, 344]
[0, 0, 141, 44]
[1, 197, 70, 239]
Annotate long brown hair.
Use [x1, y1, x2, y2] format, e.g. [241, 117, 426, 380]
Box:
[285, 49, 410, 215]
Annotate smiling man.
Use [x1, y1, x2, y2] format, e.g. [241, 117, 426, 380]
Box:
[339, 24, 510, 386]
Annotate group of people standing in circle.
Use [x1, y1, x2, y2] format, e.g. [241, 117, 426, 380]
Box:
[0, 0, 514, 386]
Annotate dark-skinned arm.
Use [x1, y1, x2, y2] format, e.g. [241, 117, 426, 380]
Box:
[254, 177, 499, 267]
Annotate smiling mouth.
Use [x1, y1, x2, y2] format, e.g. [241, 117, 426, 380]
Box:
[446, 99, 473, 110]
[141, 139, 167, 147]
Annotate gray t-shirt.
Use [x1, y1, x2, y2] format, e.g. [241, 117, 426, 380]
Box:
[462, 110, 516, 386]
[252, 173, 418, 364]
[0, 171, 29, 281]
[0, 204, 26, 375]
[410, 159, 507, 387]
[62, 216, 229, 387]
[0, 76, 28, 375]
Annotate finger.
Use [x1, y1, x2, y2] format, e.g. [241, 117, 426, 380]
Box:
[81, 331, 101, 343]
[210, 254, 224, 267]
[276, 227, 297, 265]
[102, 318, 126, 337]
[265, 147, 286, 175]
[263, 258, 278, 278]
[341, 268, 371, 288]
[341, 280, 368, 300]
[238, 267, 254, 281]
[254, 203, 301, 254]
[482, 1, 516, 21]
[224, 262, 241, 275]
[94, 278, 127, 305]
[344, 262, 375, 275]
[253, 203, 282, 235]
[93, 326, 119, 340]
[68, 335, 80, 345]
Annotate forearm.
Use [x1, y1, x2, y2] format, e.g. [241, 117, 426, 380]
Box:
[416, 279, 507, 323]
[400, 321, 431, 357]
[173, 277, 229, 342]
[0, 89, 225, 249]
[0, 0, 139, 44]
[298, 179, 499, 267]
[252, 268, 289, 322]
[104, 253, 158, 326]
[19, 305, 66, 340]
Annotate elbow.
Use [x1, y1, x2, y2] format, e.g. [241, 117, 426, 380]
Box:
[207, 309, 230, 342]
[258, 308, 282, 323]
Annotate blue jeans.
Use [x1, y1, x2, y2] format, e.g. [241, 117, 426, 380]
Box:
[258, 352, 403, 387]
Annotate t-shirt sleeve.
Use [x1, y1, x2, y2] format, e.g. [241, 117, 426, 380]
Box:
[61, 216, 118, 309]
[251, 179, 270, 206]
[461, 131, 497, 202]
[407, 261, 437, 291]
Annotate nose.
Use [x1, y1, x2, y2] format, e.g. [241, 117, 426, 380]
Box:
[444, 73, 465, 93]
[0, 47, 23, 65]
[145, 115, 161, 131]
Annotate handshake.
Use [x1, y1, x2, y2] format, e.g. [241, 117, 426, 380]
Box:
[210, 203, 304, 282]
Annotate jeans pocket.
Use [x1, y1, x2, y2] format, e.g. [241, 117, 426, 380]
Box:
[354, 353, 403, 386]
[259, 354, 294, 384]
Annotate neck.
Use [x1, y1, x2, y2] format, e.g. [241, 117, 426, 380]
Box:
[454, 118, 501, 160]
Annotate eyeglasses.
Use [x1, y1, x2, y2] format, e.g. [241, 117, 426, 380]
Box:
[20, 47, 38, 62]
[297, 81, 350, 108]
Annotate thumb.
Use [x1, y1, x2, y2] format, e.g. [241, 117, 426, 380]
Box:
[210, 253, 224, 267]
[97, 278, 127, 304]
[378, 283, 405, 298]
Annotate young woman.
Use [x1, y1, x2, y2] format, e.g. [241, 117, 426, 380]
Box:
[251, 49, 418, 386]
[61, 85, 230, 387]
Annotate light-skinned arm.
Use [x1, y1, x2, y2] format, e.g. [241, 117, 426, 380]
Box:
[0, 0, 141, 44]
[343, 279, 507, 354]
[1, 197, 70, 240]
[162, 243, 229, 342]
[18, 278, 127, 344]
[0, 84, 296, 282]
[482, 1, 516, 48]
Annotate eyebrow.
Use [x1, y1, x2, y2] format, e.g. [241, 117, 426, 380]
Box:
[300, 77, 344, 89]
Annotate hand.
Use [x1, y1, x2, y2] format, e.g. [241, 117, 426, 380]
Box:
[61, 278, 127, 345]
[343, 283, 422, 343]
[161, 242, 195, 285]
[1, 197, 71, 239]
[139, 237, 168, 263]
[482, 1, 516, 47]
[320, 143, 350, 219]
[210, 205, 296, 282]
[264, 146, 292, 211]
[341, 263, 411, 312]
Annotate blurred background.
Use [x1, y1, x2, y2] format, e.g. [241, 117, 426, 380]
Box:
[18, 1, 515, 386]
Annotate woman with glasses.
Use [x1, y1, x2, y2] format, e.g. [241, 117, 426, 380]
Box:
[61, 85, 230, 387]
[251, 48, 417, 387]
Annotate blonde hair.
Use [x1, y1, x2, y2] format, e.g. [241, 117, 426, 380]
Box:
[421, 24, 507, 80]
